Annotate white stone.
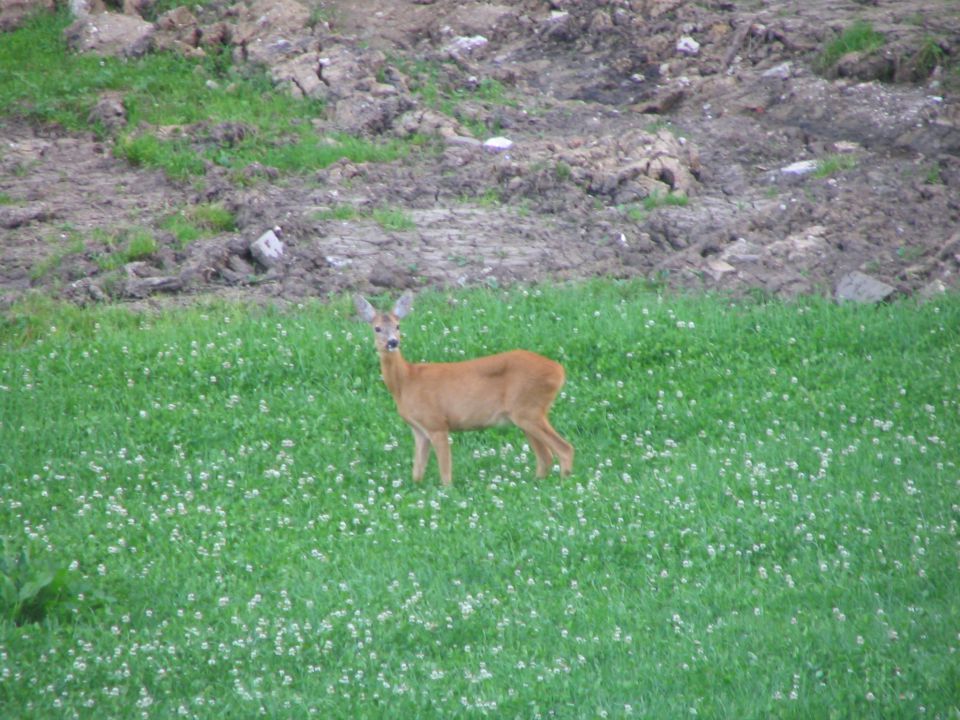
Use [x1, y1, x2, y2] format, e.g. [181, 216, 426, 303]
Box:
[445, 35, 488, 56]
[250, 229, 284, 268]
[780, 160, 818, 176]
[676, 36, 700, 56]
[483, 136, 514, 152]
[761, 62, 792, 79]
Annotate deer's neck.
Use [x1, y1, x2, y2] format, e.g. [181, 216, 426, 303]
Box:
[378, 349, 411, 399]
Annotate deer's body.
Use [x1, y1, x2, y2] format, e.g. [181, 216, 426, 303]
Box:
[356, 292, 574, 486]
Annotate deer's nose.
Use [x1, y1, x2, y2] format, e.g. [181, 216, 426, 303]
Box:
[386, 338, 399, 351]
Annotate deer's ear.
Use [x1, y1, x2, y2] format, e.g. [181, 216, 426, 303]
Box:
[393, 291, 414, 319]
[354, 295, 377, 323]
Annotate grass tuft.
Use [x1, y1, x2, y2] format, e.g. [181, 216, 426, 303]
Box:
[814, 153, 859, 178]
[816, 20, 886, 73]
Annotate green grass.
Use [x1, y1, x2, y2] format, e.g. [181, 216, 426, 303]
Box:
[393, 58, 516, 137]
[1, 282, 958, 718]
[160, 203, 238, 248]
[30, 231, 86, 281]
[314, 204, 416, 231]
[95, 228, 159, 270]
[619, 190, 689, 222]
[814, 153, 859, 178]
[816, 20, 886, 73]
[0, 9, 420, 180]
[913, 35, 948, 78]
[371, 207, 416, 232]
[314, 204, 362, 222]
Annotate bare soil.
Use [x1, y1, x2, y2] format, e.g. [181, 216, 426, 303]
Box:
[2, 0, 959, 307]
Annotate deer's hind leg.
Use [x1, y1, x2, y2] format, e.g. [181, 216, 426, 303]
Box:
[522, 430, 554, 478]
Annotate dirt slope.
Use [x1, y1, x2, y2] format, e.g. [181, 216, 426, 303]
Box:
[1, 0, 958, 306]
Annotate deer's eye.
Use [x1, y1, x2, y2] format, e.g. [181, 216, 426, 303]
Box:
[374, 326, 382, 333]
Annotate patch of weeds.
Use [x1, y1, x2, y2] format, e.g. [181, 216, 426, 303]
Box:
[189, 202, 237, 233]
[897, 245, 925, 262]
[814, 153, 858, 178]
[645, 118, 674, 134]
[159, 203, 237, 248]
[555, 161, 572, 182]
[96, 227, 158, 269]
[617, 191, 688, 221]
[924, 163, 943, 185]
[314, 205, 362, 222]
[314, 204, 415, 231]
[1, 10, 421, 179]
[1, 539, 112, 625]
[913, 36, 947, 78]
[116, 134, 206, 180]
[394, 57, 517, 133]
[816, 20, 886, 74]
[372, 207, 416, 232]
[621, 204, 647, 222]
[0, 192, 14, 205]
[31, 232, 85, 281]
[476, 188, 503, 207]
[644, 190, 689, 210]
[473, 77, 511, 105]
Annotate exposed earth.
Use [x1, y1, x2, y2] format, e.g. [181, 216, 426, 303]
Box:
[1, 0, 959, 307]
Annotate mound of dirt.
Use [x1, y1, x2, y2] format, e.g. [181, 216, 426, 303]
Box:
[1, 0, 958, 307]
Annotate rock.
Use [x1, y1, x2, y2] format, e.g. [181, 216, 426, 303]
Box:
[445, 4, 516, 40]
[153, 5, 203, 55]
[918, 278, 947, 300]
[0, 0, 55, 32]
[770, 225, 827, 261]
[483, 136, 514, 152]
[721, 238, 762, 263]
[226, 254, 255, 276]
[232, 0, 311, 66]
[250, 229, 284, 269]
[780, 160, 818, 176]
[88, 91, 126, 131]
[0, 204, 51, 229]
[540, 11, 574, 42]
[676, 36, 700, 56]
[444, 35, 489, 59]
[272, 52, 326, 99]
[445, 135, 482, 148]
[333, 94, 413, 136]
[64, 11, 154, 58]
[369, 268, 410, 289]
[835, 271, 897, 304]
[704, 258, 736, 281]
[123, 275, 183, 298]
[835, 51, 894, 82]
[761, 61, 792, 80]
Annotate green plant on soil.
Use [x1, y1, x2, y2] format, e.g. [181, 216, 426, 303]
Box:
[816, 20, 886, 73]
[0, 9, 422, 180]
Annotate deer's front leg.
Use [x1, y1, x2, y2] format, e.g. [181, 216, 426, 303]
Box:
[429, 430, 453, 486]
[411, 426, 431, 482]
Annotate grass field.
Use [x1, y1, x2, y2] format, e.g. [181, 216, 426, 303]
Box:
[1, 283, 958, 718]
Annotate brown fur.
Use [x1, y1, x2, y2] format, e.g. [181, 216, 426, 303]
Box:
[355, 292, 574, 486]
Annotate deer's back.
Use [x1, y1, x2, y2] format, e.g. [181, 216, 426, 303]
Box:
[398, 350, 565, 431]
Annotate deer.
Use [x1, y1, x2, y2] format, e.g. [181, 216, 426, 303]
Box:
[354, 291, 574, 486]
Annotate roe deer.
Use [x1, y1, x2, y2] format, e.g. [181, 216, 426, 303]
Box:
[355, 291, 574, 486]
